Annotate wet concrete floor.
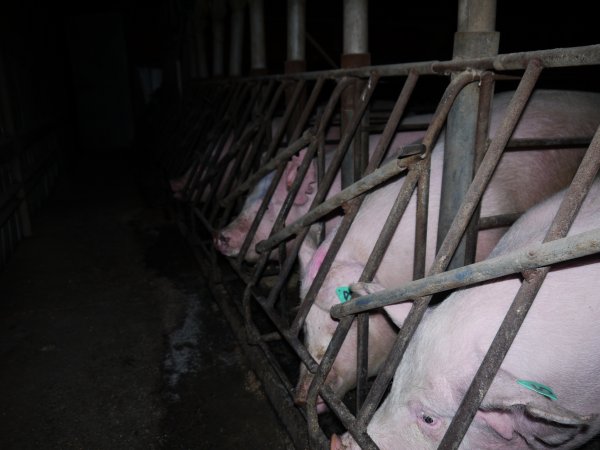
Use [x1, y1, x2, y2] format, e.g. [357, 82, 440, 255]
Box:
[0, 150, 293, 449]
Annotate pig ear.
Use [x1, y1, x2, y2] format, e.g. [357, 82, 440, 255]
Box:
[475, 369, 594, 447]
[284, 149, 317, 206]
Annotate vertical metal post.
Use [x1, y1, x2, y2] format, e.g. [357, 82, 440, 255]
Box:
[193, 0, 210, 78]
[249, 0, 267, 75]
[286, 0, 306, 64]
[285, 0, 306, 140]
[341, 0, 370, 188]
[229, 0, 245, 77]
[211, 1, 227, 77]
[436, 0, 499, 269]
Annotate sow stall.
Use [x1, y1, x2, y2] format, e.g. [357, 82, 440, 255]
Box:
[159, 3, 600, 450]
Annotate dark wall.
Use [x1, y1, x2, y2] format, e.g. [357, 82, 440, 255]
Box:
[67, 13, 134, 152]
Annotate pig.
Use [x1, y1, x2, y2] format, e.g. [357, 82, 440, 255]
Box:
[333, 177, 600, 450]
[295, 89, 600, 413]
[169, 116, 284, 201]
[214, 125, 428, 262]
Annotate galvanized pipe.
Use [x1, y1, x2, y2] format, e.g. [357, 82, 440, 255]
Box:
[438, 0, 499, 269]
[287, 0, 305, 61]
[229, 0, 245, 76]
[343, 0, 368, 54]
[434, 61, 543, 274]
[249, 0, 267, 72]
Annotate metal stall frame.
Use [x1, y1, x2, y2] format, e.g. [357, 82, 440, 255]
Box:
[172, 44, 600, 449]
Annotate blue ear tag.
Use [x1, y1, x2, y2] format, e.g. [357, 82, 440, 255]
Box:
[336, 286, 352, 303]
[517, 379, 557, 400]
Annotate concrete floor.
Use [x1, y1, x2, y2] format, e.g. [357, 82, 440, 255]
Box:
[0, 151, 293, 449]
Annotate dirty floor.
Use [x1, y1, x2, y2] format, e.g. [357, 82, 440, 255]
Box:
[0, 150, 293, 449]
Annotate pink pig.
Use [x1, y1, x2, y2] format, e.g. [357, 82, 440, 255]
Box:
[214, 126, 426, 262]
[295, 90, 600, 413]
[333, 176, 600, 450]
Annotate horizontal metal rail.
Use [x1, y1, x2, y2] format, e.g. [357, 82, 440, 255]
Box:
[331, 226, 600, 317]
[187, 44, 600, 83]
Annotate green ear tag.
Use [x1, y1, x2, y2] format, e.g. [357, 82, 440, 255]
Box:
[517, 379, 557, 400]
[336, 286, 352, 303]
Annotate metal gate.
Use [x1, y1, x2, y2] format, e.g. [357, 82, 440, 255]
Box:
[156, 40, 600, 449]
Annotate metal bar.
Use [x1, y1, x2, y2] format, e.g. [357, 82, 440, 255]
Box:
[265, 74, 379, 311]
[433, 60, 543, 275]
[343, 0, 368, 54]
[439, 0, 499, 270]
[256, 68, 473, 253]
[464, 73, 495, 263]
[287, 0, 305, 61]
[249, 0, 267, 72]
[220, 132, 313, 207]
[331, 226, 600, 318]
[255, 157, 412, 253]
[439, 125, 600, 449]
[188, 44, 600, 82]
[347, 61, 544, 429]
[263, 81, 372, 307]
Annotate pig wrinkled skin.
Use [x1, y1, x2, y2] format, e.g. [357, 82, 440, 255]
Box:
[295, 89, 600, 412]
[334, 176, 600, 450]
[214, 126, 426, 262]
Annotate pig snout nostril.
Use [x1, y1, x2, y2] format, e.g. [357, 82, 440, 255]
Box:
[213, 231, 229, 245]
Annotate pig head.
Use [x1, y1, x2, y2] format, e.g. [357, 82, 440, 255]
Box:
[214, 148, 338, 262]
[296, 89, 600, 413]
[334, 178, 600, 449]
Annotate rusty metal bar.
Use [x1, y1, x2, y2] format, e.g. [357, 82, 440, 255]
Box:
[256, 68, 473, 254]
[433, 60, 543, 274]
[464, 73, 495, 264]
[353, 163, 421, 411]
[289, 71, 471, 339]
[413, 160, 430, 280]
[255, 157, 412, 253]
[305, 316, 378, 450]
[220, 131, 313, 207]
[438, 0, 498, 270]
[189, 44, 600, 83]
[439, 124, 600, 449]
[262, 75, 379, 309]
[344, 60, 544, 429]
[330, 226, 600, 318]
[235, 80, 334, 268]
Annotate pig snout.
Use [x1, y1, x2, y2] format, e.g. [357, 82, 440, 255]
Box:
[213, 229, 236, 256]
[330, 434, 344, 450]
[294, 372, 329, 413]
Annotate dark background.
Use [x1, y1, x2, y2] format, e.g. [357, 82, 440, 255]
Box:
[1, 0, 598, 157]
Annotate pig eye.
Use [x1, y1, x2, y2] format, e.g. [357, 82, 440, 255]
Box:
[421, 413, 436, 426]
